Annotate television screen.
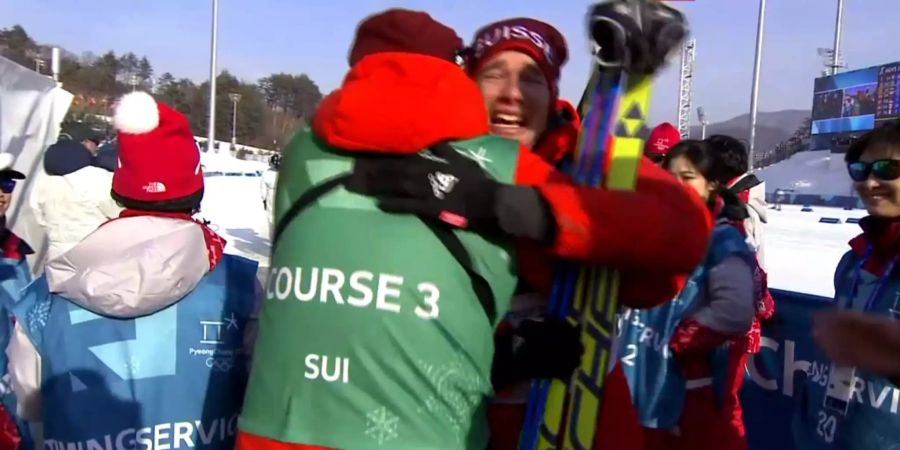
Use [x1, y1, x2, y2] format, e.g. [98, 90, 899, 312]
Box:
[876, 62, 900, 120]
[810, 67, 879, 135]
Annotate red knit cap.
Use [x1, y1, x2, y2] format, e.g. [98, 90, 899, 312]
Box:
[349, 9, 463, 66]
[469, 18, 569, 97]
[112, 92, 203, 208]
[645, 122, 682, 158]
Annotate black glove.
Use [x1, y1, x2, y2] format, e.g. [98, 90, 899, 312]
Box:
[346, 143, 504, 232]
[347, 143, 556, 240]
[492, 318, 584, 390]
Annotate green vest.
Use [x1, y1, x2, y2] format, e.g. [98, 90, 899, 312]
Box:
[240, 129, 520, 450]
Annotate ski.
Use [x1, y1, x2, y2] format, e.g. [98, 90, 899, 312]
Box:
[518, 68, 624, 450]
[518, 2, 686, 449]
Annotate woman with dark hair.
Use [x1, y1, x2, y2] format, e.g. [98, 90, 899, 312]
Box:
[619, 139, 758, 450]
[795, 121, 900, 449]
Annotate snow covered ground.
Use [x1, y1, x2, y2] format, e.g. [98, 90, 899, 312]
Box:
[765, 204, 864, 298]
[200, 152, 865, 300]
[198, 152, 271, 284]
[754, 148, 867, 297]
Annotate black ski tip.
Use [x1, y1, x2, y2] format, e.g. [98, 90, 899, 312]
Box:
[614, 122, 653, 141]
[625, 103, 644, 120]
[636, 125, 652, 141]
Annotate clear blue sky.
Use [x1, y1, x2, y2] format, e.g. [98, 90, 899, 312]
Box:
[4, 0, 900, 124]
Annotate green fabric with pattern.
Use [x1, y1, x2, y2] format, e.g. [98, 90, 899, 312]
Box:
[239, 128, 521, 450]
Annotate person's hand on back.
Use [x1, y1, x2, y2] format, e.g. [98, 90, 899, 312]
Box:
[813, 310, 900, 382]
[346, 143, 503, 231]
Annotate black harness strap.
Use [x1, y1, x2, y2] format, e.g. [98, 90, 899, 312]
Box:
[420, 220, 497, 324]
[272, 174, 351, 247]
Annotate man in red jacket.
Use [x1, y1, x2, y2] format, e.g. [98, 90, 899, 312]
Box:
[238, 9, 709, 450]
[356, 15, 710, 450]
[455, 18, 708, 450]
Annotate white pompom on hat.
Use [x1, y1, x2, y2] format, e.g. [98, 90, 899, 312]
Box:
[114, 91, 160, 135]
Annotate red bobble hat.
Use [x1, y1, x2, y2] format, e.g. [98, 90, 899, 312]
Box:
[348, 9, 464, 66]
[645, 122, 682, 158]
[469, 18, 569, 98]
[111, 92, 204, 210]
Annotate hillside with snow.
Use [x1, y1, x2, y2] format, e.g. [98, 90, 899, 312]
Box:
[755, 150, 858, 207]
[689, 110, 809, 154]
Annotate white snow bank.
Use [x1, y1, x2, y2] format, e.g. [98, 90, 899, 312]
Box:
[765, 205, 864, 298]
[198, 153, 270, 286]
[200, 151, 267, 174]
[756, 150, 855, 198]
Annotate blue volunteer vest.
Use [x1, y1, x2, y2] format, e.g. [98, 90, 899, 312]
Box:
[0, 252, 33, 379]
[793, 250, 900, 450]
[619, 223, 754, 429]
[10, 254, 257, 450]
[0, 239, 34, 448]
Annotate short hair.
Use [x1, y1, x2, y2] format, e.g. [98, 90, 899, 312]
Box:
[846, 120, 900, 162]
[662, 139, 718, 181]
[663, 138, 746, 216]
[705, 134, 748, 183]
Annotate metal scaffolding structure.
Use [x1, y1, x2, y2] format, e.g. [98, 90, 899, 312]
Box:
[677, 39, 696, 139]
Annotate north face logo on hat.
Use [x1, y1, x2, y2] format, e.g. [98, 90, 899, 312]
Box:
[142, 182, 167, 193]
[474, 24, 555, 65]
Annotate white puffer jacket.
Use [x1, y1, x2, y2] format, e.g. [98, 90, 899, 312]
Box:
[30, 166, 123, 261]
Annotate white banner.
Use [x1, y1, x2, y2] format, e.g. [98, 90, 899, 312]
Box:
[0, 55, 73, 273]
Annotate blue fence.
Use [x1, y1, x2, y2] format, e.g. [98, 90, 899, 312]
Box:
[203, 171, 262, 178]
[767, 192, 861, 209]
[744, 289, 834, 450]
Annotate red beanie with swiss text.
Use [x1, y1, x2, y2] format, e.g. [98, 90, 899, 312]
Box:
[469, 18, 569, 99]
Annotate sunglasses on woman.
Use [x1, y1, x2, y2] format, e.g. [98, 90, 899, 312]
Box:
[847, 159, 900, 182]
[0, 180, 15, 194]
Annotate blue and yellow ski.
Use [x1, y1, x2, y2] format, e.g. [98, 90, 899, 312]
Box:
[519, 1, 683, 448]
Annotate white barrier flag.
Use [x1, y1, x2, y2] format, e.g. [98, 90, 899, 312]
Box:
[0, 55, 73, 273]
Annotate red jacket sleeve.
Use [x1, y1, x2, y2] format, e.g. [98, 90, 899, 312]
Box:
[617, 271, 687, 309]
[513, 147, 712, 273]
[513, 147, 712, 309]
[670, 318, 732, 357]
